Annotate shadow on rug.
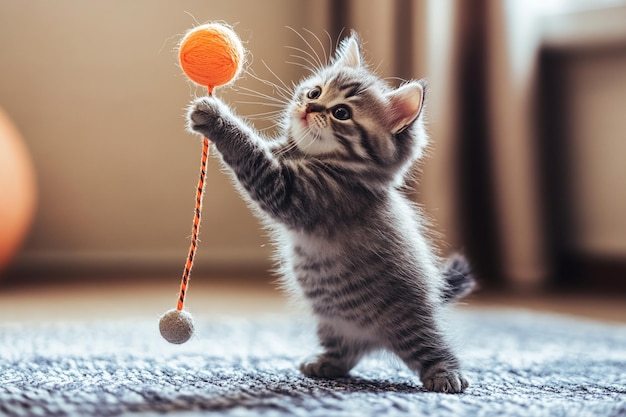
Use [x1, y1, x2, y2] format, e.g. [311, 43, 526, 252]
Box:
[1, 309, 624, 417]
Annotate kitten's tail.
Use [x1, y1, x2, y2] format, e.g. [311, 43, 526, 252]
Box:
[441, 254, 476, 303]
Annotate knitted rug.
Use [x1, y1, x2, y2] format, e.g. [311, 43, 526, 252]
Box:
[1, 309, 624, 417]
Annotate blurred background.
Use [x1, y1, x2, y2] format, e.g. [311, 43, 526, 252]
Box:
[1, 0, 625, 316]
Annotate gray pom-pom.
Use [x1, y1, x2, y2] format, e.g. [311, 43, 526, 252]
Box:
[159, 309, 195, 344]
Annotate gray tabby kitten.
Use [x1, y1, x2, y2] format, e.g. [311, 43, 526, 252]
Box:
[187, 33, 475, 393]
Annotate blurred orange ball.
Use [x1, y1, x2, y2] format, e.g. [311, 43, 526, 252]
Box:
[0, 108, 37, 275]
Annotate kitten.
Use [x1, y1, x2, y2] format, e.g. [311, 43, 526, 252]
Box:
[187, 32, 475, 393]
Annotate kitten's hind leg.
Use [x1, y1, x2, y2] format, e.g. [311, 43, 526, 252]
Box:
[387, 317, 469, 393]
[300, 322, 370, 379]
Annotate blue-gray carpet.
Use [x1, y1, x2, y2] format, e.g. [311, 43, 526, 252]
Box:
[1, 309, 625, 416]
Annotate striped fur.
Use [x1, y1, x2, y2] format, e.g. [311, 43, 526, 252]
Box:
[187, 33, 474, 393]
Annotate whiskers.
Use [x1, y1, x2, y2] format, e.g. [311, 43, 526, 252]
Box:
[232, 27, 341, 135]
[235, 65, 292, 126]
[275, 124, 319, 158]
[285, 26, 337, 74]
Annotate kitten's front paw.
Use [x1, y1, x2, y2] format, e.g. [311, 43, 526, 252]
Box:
[300, 356, 349, 379]
[422, 369, 469, 393]
[187, 97, 225, 138]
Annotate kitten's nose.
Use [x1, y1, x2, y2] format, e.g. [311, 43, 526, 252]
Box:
[305, 103, 325, 114]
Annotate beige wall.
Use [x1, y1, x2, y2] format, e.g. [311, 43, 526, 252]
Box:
[1, 1, 515, 278]
[0, 1, 320, 273]
[3, 0, 465, 276]
[6, 1, 625, 283]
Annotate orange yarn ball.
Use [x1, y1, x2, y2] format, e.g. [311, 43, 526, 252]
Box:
[179, 23, 244, 93]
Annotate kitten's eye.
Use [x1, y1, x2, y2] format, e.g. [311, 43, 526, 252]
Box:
[307, 87, 321, 100]
[332, 105, 351, 121]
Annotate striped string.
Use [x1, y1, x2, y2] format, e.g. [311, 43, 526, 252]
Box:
[177, 135, 210, 311]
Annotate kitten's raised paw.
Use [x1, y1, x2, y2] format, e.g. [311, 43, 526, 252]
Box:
[300, 356, 349, 379]
[187, 97, 225, 137]
[422, 370, 469, 393]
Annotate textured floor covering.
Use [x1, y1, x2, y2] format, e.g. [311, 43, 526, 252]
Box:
[1, 309, 625, 417]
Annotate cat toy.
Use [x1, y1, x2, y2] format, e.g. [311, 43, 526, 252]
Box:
[159, 22, 245, 344]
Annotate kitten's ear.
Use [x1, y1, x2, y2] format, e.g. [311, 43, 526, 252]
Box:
[333, 33, 362, 69]
[385, 81, 425, 134]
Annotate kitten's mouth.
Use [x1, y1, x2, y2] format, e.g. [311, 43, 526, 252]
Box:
[299, 108, 328, 132]
[299, 111, 310, 127]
